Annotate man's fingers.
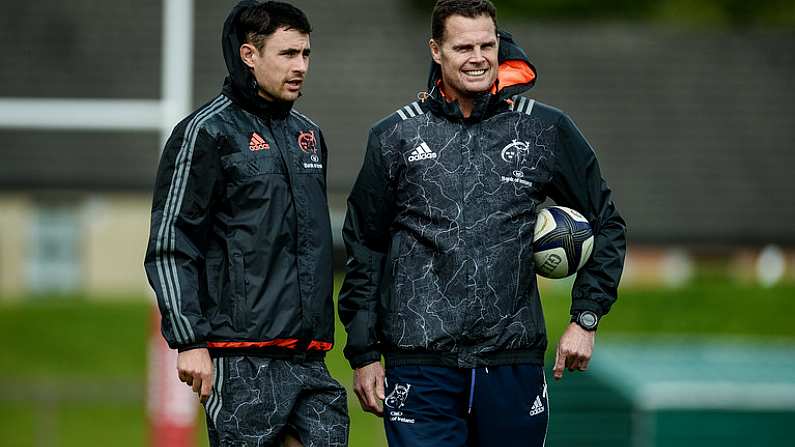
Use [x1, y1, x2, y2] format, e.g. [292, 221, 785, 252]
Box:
[374, 396, 384, 416]
[365, 387, 383, 416]
[353, 387, 369, 412]
[577, 354, 591, 371]
[361, 378, 383, 416]
[556, 324, 596, 377]
[354, 377, 375, 413]
[569, 355, 581, 371]
[363, 380, 378, 411]
[192, 375, 202, 394]
[565, 353, 590, 372]
[368, 375, 384, 416]
[353, 363, 385, 416]
[566, 353, 578, 371]
[200, 374, 213, 403]
[176, 349, 213, 399]
[375, 373, 385, 401]
[553, 348, 566, 380]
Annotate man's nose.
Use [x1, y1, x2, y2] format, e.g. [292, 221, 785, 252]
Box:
[294, 57, 309, 74]
[470, 48, 486, 64]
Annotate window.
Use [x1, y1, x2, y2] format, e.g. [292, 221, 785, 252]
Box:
[27, 202, 81, 293]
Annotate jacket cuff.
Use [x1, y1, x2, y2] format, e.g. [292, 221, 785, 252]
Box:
[570, 298, 607, 318]
[348, 351, 382, 369]
[176, 342, 208, 353]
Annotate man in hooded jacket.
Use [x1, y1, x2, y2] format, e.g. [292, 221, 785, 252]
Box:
[144, 2, 348, 446]
[339, 1, 626, 446]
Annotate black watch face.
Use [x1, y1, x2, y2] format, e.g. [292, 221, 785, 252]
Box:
[578, 311, 598, 329]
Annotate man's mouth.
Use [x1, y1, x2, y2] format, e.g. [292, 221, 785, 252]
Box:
[463, 68, 488, 77]
[286, 79, 303, 88]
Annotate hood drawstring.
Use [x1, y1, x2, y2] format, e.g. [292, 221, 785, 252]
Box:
[417, 85, 437, 103]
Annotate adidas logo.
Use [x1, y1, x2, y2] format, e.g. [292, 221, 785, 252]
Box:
[249, 132, 270, 151]
[529, 395, 545, 416]
[408, 142, 437, 162]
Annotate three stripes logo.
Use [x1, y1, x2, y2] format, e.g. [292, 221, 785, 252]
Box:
[249, 132, 270, 151]
[408, 142, 437, 163]
[529, 395, 545, 416]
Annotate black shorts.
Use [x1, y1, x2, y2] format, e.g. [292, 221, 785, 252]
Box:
[204, 356, 349, 447]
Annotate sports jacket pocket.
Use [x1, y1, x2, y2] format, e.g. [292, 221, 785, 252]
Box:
[228, 251, 247, 331]
[221, 151, 284, 180]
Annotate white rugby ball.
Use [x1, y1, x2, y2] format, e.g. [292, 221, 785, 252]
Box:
[533, 206, 594, 279]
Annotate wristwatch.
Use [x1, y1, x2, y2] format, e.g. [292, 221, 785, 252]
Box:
[571, 310, 599, 331]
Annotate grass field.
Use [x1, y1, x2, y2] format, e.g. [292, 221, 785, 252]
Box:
[0, 276, 793, 446]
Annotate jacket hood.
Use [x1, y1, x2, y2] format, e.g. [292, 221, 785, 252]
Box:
[426, 30, 537, 120]
[221, 0, 293, 117]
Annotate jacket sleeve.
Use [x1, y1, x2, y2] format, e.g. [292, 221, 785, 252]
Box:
[320, 129, 330, 184]
[546, 113, 627, 318]
[338, 129, 397, 368]
[144, 122, 218, 350]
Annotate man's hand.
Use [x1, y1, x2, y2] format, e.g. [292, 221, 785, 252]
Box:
[177, 348, 214, 403]
[353, 361, 385, 416]
[553, 323, 596, 380]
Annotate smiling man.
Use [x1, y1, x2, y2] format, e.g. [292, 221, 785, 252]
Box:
[144, 1, 348, 446]
[338, 0, 626, 446]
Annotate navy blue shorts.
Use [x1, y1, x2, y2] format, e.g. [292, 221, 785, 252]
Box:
[383, 364, 548, 447]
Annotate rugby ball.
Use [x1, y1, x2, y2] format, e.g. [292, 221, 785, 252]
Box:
[533, 206, 594, 278]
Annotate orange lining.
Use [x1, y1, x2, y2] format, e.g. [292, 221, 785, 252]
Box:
[207, 338, 334, 352]
[308, 341, 334, 351]
[436, 59, 535, 97]
[492, 59, 536, 94]
[208, 339, 299, 349]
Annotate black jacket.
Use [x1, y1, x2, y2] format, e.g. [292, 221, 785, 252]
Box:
[339, 32, 626, 369]
[144, 1, 334, 359]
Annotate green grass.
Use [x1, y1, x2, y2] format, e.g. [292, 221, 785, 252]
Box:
[539, 277, 795, 362]
[0, 277, 793, 446]
[0, 298, 149, 379]
[0, 402, 146, 447]
[0, 403, 36, 446]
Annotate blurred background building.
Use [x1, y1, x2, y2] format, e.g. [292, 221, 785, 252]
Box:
[1, 2, 794, 446]
[1, 0, 794, 297]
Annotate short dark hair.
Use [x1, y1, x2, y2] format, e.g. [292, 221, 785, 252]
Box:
[239, 1, 312, 50]
[432, 0, 497, 42]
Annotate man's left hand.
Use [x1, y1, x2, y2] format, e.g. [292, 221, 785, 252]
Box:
[552, 323, 595, 380]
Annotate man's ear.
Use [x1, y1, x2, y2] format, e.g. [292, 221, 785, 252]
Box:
[239, 43, 258, 69]
[429, 39, 442, 65]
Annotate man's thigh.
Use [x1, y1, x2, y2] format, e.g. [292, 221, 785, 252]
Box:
[469, 364, 549, 447]
[204, 356, 303, 447]
[383, 365, 469, 447]
[289, 361, 349, 446]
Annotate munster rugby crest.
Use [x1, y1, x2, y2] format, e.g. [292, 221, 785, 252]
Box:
[298, 130, 320, 162]
[384, 383, 412, 409]
[500, 139, 533, 186]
